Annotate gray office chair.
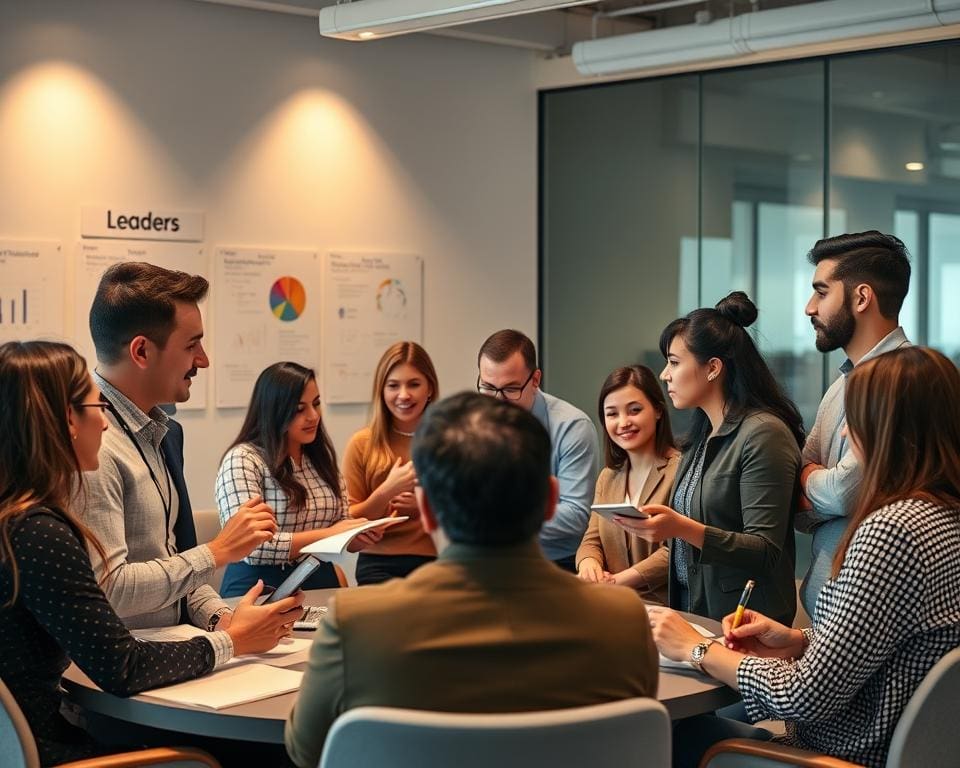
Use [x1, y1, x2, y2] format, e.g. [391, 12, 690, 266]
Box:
[0, 678, 221, 768]
[319, 697, 671, 768]
[698, 646, 960, 768]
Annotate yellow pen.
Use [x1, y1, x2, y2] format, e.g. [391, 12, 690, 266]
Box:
[731, 579, 755, 630]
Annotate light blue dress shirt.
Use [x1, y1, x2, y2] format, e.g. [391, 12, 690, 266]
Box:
[797, 327, 910, 616]
[531, 389, 600, 561]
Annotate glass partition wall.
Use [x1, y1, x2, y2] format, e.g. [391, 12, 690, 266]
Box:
[540, 41, 960, 576]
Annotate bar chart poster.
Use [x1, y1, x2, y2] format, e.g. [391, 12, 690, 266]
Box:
[323, 253, 423, 404]
[213, 247, 321, 408]
[74, 241, 209, 410]
[0, 240, 65, 344]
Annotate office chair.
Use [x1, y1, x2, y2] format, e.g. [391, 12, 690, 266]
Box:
[0, 678, 221, 768]
[319, 697, 671, 768]
[698, 646, 960, 768]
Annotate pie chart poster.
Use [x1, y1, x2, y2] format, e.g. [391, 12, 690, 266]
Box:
[213, 247, 321, 408]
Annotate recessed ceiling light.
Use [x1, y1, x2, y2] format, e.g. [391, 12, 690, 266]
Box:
[358, 31, 376, 39]
[905, 162, 925, 171]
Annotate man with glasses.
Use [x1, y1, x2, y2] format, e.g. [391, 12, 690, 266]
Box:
[477, 329, 598, 571]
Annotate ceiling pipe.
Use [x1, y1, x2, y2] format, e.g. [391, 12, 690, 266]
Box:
[573, 0, 960, 76]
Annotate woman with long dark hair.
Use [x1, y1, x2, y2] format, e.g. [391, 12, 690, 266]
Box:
[215, 362, 380, 597]
[0, 341, 299, 766]
[616, 292, 803, 625]
[575, 365, 679, 604]
[652, 346, 960, 767]
[343, 341, 440, 585]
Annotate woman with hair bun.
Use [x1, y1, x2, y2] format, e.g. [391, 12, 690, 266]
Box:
[615, 292, 804, 625]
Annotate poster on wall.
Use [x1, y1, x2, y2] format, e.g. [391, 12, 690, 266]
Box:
[0, 240, 65, 345]
[213, 246, 321, 408]
[74, 241, 210, 410]
[322, 252, 423, 404]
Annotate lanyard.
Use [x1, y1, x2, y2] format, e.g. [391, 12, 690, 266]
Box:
[100, 393, 173, 528]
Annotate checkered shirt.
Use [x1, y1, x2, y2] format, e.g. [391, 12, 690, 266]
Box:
[215, 443, 349, 565]
[737, 498, 960, 768]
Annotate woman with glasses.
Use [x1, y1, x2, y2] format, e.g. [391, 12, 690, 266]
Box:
[0, 341, 301, 766]
[575, 365, 679, 604]
[615, 292, 803, 626]
[215, 362, 382, 597]
[653, 346, 960, 768]
[343, 341, 440, 585]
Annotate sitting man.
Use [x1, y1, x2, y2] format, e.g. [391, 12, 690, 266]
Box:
[285, 391, 658, 768]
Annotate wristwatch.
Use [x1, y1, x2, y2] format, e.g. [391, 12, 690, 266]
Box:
[206, 609, 229, 632]
[690, 640, 714, 673]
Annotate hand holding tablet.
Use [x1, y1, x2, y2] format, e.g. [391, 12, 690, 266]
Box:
[590, 503, 650, 522]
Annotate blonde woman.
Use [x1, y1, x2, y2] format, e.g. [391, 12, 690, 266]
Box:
[343, 341, 440, 584]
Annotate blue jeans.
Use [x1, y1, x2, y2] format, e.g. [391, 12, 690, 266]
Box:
[219, 559, 339, 598]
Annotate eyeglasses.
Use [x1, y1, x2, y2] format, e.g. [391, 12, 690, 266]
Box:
[476, 369, 535, 401]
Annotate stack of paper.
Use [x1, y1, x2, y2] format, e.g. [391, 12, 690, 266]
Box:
[142, 664, 303, 710]
[133, 625, 312, 667]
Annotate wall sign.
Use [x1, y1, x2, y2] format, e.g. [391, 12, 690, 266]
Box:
[81, 205, 204, 242]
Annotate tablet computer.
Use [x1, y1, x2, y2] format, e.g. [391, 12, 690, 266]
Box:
[590, 503, 650, 522]
[259, 555, 323, 605]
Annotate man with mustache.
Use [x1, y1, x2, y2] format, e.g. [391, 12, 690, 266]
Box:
[797, 231, 911, 617]
[80, 262, 279, 640]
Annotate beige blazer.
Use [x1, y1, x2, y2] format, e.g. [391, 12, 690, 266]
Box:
[284, 541, 659, 768]
[575, 452, 680, 605]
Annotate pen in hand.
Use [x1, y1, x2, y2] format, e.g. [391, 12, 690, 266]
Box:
[731, 579, 755, 630]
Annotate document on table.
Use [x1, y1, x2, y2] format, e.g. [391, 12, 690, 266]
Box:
[659, 622, 716, 670]
[133, 625, 312, 667]
[141, 664, 303, 710]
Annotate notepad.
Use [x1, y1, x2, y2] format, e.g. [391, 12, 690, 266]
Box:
[141, 664, 303, 710]
[301, 516, 409, 555]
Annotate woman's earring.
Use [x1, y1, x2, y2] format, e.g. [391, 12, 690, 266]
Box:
[71, 432, 78, 441]
[707, 373, 716, 382]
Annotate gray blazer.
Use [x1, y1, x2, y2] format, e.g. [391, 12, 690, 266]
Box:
[668, 409, 800, 626]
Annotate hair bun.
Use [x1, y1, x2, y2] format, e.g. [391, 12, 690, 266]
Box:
[715, 291, 758, 328]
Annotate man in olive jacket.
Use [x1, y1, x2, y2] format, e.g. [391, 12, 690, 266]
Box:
[285, 392, 659, 768]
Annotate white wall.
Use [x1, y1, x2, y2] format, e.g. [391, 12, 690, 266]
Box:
[0, 0, 538, 508]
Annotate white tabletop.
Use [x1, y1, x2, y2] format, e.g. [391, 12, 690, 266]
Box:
[63, 589, 739, 743]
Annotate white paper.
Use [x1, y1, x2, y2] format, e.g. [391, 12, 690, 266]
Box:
[301, 516, 409, 556]
[322, 252, 423, 404]
[73, 241, 209, 409]
[658, 622, 716, 669]
[133, 627, 311, 668]
[213, 247, 321, 408]
[0, 240, 65, 344]
[141, 664, 303, 710]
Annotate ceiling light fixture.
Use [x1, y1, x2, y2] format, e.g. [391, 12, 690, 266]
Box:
[905, 162, 925, 171]
[319, 0, 597, 41]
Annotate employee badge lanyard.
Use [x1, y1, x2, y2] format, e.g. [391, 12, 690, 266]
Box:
[100, 393, 174, 546]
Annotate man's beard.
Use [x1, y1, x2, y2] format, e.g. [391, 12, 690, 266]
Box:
[813, 293, 855, 353]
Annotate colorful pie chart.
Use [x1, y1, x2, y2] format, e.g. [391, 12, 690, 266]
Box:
[269, 276, 306, 322]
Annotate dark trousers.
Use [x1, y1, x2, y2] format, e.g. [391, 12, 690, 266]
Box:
[355, 553, 435, 585]
[671, 713, 773, 768]
[552, 554, 577, 574]
[219, 559, 340, 598]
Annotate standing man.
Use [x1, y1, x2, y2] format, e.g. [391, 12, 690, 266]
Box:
[798, 231, 911, 616]
[82, 262, 280, 641]
[476, 330, 598, 571]
[285, 392, 658, 768]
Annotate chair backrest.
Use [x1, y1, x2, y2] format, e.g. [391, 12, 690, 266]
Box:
[192, 508, 225, 591]
[319, 698, 670, 768]
[885, 646, 960, 768]
[0, 678, 40, 768]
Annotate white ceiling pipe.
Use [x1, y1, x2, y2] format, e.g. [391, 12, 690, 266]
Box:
[573, 0, 960, 76]
[319, 0, 598, 41]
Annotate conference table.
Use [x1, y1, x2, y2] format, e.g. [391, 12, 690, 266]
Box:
[62, 590, 739, 744]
